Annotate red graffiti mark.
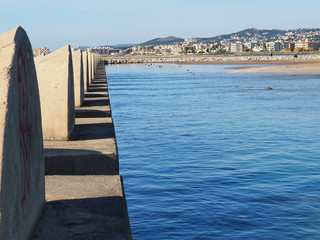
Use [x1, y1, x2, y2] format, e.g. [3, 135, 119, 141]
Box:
[18, 48, 31, 206]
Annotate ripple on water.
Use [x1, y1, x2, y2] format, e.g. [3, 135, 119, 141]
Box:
[107, 63, 320, 240]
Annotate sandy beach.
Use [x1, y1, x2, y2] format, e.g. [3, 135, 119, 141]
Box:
[226, 62, 320, 74]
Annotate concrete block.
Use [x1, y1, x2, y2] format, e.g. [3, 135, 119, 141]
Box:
[88, 52, 92, 84]
[33, 175, 131, 239]
[94, 54, 101, 75]
[94, 54, 98, 74]
[82, 51, 88, 92]
[35, 45, 75, 140]
[0, 26, 45, 240]
[44, 116, 118, 175]
[91, 53, 95, 82]
[72, 49, 84, 107]
[90, 53, 100, 81]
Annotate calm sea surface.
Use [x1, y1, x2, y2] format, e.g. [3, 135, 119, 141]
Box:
[106, 63, 320, 240]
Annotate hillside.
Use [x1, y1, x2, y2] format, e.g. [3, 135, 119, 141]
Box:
[203, 28, 287, 42]
[140, 28, 320, 46]
[100, 28, 320, 49]
[140, 36, 184, 46]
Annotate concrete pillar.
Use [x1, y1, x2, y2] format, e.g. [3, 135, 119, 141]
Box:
[88, 52, 92, 85]
[91, 53, 95, 81]
[0, 26, 45, 240]
[82, 50, 88, 92]
[72, 49, 84, 107]
[93, 53, 100, 77]
[93, 54, 97, 74]
[35, 45, 75, 140]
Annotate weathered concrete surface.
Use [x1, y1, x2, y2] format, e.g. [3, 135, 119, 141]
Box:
[75, 105, 111, 118]
[88, 52, 92, 84]
[44, 64, 117, 175]
[82, 50, 88, 92]
[91, 53, 95, 81]
[72, 49, 84, 107]
[33, 62, 131, 239]
[88, 53, 101, 83]
[35, 45, 75, 140]
[0, 26, 45, 240]
[44, 133, 118, 175]
[76, 69, 111, 118]
[33, 175, 131, 240]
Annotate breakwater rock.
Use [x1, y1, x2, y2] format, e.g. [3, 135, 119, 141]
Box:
[103, 54, 320, 64]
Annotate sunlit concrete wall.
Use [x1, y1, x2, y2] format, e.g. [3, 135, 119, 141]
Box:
[35, 45, 75, 140]
[82, 50, 89, 92]
[72, 49, 84, 107]
[0, 26, 45, 240]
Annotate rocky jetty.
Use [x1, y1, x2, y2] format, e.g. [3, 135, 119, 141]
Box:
[103, 54, 320, 65]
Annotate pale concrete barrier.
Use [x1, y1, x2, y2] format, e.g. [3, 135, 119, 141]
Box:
[0, 26, 45, 240]
[72, 49, 84, 107]
[91, 53, 95, 82]
[93, 54, 98, 75]
[95, 54, 101, 73]
[35, 45, 75, 140]
[91, 53, 101, 79]
[88, 52, 92, 84]
[82, 51, 89, 92]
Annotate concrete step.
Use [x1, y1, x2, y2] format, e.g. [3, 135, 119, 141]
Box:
[33, 175, 131, 239]
[33, 62, 131, 239]
[44, 138, 118, 175]
[75, 105, 111, 118]
[82, 97, 110, 107]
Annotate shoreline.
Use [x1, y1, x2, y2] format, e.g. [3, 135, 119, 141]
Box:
[225, 62, 320, 74]
[103, 55, 320, 74]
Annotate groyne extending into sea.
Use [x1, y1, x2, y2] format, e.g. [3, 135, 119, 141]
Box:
[0, 26, 131, 239]
[103, 54, 320, 64]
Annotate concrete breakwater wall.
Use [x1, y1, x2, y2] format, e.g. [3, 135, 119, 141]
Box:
[103, 54, 320, 64]
[0, 26, 44, 240]
[0, 26, 131, 239]
[35, 45, 75, 140]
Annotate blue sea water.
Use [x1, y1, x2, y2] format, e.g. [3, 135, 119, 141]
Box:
[106, 63, 320, 240]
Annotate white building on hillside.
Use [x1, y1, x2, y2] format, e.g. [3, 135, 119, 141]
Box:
[230, 42, 243, 52]
[244, 42, 257, 49]
[266, 41, 284, 52]
[252, 45, 264, 52]
[33, 47, 50, 56]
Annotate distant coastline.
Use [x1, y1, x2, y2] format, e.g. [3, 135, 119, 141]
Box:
[103, 54, 320, 65]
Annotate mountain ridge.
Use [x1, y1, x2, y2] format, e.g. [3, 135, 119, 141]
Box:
[138, 28, 320, 46]
[140, 36, 185, 46]
[92, 28, 320, 49]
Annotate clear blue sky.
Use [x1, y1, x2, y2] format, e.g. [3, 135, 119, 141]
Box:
[1, 0, 319, 51]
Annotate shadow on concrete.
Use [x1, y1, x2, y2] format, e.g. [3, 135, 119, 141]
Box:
[71, 123, 115, 140]
[87, 87, 108, 92]
[84, 93, 108, 98]
[33, 196, 131, 239]
[75, 109, 111, 118]
[45, 148, 118, 175]
[91, 82, 107, 85]
[82, 99, 110, 107]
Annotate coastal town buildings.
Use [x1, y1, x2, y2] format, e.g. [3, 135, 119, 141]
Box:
[295, 39, 320, 50]
[94, 28, 320, 56]
[230, 42, 243, 52]
[266, 41, 284, 52]
[244, 41, 257, 50]
[33, 47, 50, 56]
[89, 47, 123, 55]
[185, 38, 199, 44]
[252, 45, 264, 52]
[283, 42, 295, 51]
